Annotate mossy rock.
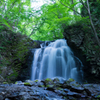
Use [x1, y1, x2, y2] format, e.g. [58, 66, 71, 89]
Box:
[24, 82, 31, 86]
[68, 78, 75, 82]
[97, 95, 100, 97]
[39, 85, 45, 87]
[71, 83, 81, 87]
[34, 80, 38, 83]
[44, 78, 54, 85]
[66, 78, 75, 84]
[15, 82, 18, 84]
[84, 82, 88, 84]
[56, 87, 63, 90]
[46, 85, 54, 88]
[53, 78, 60, 83]
[3, 82, 8, 84]
[45, 78, 52, 82]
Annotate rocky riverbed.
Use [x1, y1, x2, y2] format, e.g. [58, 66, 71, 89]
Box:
[0, 78, 100, 100]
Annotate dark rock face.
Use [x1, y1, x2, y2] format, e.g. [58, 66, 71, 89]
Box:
[0, 29, 46, 83]
[64, 22, 100, 83]
[16, 40, 45, 82]
[17, 40, 52, 82]
[0, 78, 100, 100]
[0, 28, 53, 83]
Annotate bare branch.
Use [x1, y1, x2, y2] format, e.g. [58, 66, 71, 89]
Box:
[29, 22, 44, 37]
[58, 0, 81, 16]
[79, 0, 88, 10]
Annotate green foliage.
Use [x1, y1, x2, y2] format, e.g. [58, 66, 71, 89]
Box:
[0, 0, 92, 41]
[24, 82, 31, 86]
[30, 0, 85, 41]
[0, 0, 33, 34]
[0, 0, 99, 41]
[0, 0, 99, 83]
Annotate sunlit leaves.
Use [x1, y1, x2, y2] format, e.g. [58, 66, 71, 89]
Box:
[30, 0, 84, 41]
[0, 0, 89, 41]
[0, 0, 32, 33]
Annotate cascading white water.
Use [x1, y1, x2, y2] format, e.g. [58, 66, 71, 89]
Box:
[31, 39, 83, 82]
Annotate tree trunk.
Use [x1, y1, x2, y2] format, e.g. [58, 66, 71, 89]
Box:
[86, 0, 100, 47]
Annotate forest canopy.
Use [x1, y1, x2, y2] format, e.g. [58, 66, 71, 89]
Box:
[0, 0, 100, 42]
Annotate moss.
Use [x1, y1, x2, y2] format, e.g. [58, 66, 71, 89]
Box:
[68, 78, 75, 82]
[53, 78, 59, 82]
[34, 80, 38, 83]
[97, 95, 100, 98]
[56, 87, 63, 90]
[46, 85, 54, 88]
[24, 82, 31, 86]
[7, 69, 18, 82]
[46, 85, 50, 87]
[3, 82, 8, 84]
[15, 82, 18, 84]
[66, 78, 75, 84]
[72, 84, 80, 87]
[64, 97, 67, 99]
[84, 82, 88, 84]
[39, 85, 45, 87]
[45, 78, 52, 82]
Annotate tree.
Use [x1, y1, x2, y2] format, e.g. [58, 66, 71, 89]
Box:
[79, 0, 100, 47]
[30, 0, 82, 41]
[0, 0, 34, 35]
[58, 0, 100, 47]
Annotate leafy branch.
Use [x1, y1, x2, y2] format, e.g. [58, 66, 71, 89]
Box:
[58, 0, 81, 16]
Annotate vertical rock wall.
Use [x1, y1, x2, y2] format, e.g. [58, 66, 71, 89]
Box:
[63, 21, 100, 83]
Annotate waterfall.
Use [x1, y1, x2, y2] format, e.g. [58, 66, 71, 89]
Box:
[31, 39, 83, 82]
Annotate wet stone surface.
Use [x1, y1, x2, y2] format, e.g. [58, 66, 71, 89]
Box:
[0, 78, 100, 100]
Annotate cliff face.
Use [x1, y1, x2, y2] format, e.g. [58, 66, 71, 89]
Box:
[63, 21, 100, 83]
[0, 28, 41, 83]
[63, 0, 100, 83]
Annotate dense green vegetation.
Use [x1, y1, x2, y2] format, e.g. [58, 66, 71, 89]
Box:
[0, 0, 100, 45]
[0, 0, 33, 34]
[0, 0, 100, 82]
[0, 0, 100, 42]
[30, 0, 84, 40]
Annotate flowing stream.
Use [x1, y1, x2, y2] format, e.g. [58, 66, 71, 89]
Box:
[31, 39, 83, 82]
